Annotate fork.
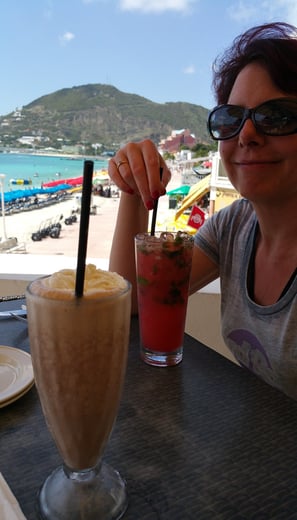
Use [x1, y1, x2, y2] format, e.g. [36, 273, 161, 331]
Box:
[9, 312, 27, 323]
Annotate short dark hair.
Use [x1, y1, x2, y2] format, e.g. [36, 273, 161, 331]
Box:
[212, 22, 297, 105]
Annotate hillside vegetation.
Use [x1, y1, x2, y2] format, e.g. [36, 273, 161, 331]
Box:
[0, 84, 211, 148]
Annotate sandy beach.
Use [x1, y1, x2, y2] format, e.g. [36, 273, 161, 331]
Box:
[1, 169, 183, 260]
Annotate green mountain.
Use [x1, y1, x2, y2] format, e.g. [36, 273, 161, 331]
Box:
[0, 84, 211, 148]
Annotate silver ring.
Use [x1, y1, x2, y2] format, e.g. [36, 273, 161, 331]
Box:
[116, 160, 128, 171]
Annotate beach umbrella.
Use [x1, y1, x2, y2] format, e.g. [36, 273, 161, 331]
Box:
[65, 176, 83, 186]
[42, 179, 66, 188]
[42, 176, 83, 188]
[175, 175, 211, 219]
[4, 185, 72, 203]
[93, 170, 109, 184]
[4, 190, 30, 203]
[43, 184, 72, 193]
[167, 185, 191, 196]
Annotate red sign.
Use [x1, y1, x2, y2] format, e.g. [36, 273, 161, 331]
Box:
[187, 205, 205, 230]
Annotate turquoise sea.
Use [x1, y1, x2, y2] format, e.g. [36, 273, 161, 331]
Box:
[0, 152, 108, 192]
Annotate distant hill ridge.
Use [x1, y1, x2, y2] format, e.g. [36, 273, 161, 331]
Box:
[1, 84, 211, 147]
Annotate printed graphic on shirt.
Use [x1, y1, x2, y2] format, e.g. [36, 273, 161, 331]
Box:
[228, 329, 271, 370]
[227, 329, 277, 386]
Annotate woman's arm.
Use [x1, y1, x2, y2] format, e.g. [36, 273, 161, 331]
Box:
[189, 244, 220, 294]
[108, 139, 219, 313]
[108, 140, 171, 314]
[109, 192, 149, 314]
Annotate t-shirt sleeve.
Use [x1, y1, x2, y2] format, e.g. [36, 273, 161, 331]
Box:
[194, 199, 252, 266]
[194, 213, 220, 265]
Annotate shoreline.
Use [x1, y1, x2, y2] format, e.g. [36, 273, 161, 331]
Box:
[1, 148, 111, 161]
[0, 151, 109, 192]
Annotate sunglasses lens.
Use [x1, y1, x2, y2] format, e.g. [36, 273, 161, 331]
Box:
[255, 99, 297, 135]
[208, 105, 245, 140]
[208, 98, 297, 140]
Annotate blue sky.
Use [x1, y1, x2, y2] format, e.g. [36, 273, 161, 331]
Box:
[1, 0, 296, 116]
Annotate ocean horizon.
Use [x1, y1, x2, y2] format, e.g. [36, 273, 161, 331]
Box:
[0, 152, 108, 191]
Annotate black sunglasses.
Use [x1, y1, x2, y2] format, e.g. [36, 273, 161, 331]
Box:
[207, 97, 297, 140]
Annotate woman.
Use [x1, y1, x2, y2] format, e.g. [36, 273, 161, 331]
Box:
[108, 22, 297, 400]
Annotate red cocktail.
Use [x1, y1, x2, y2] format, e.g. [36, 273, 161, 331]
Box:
[135, 231, 194, 366]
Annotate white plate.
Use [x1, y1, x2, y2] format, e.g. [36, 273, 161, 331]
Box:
[0, 346, 34, 407]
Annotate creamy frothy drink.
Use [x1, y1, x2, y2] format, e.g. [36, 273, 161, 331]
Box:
[26, 264, 131, 471]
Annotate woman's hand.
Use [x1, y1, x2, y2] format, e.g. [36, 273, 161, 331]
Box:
[108, 139, 171, 210]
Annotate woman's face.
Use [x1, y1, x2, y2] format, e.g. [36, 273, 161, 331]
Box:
[220, 62, 297, 205]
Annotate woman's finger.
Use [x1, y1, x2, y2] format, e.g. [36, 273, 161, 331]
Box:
[109, 156, 137, 194]
[108, 140, 171, 210]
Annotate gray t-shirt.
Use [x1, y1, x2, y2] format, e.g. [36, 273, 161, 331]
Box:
[195, 198, 297, 400]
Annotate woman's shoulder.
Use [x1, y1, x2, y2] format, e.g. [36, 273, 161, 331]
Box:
[207, 198, 255, 232]
[195, 198, 255, 257]
[217, 197, 253, 219]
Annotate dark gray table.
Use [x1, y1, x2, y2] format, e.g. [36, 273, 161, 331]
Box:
[1, 298, 297, 519]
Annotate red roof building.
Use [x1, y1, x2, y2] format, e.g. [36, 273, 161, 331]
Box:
[159, 129, 197, 153]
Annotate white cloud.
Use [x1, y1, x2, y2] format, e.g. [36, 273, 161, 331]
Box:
[119, 0, 197, 13]
[227, 1, 256, 23]
[183, 65, 196, 74]
[227, 0, 297, 25]
[59, 32, 75, 45]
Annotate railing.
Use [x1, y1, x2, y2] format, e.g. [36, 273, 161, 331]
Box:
[0, 253, 108, 297]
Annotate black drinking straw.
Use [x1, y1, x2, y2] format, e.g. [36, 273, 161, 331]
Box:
[150, 167, 163, 236]
[75, 160, 94, 297]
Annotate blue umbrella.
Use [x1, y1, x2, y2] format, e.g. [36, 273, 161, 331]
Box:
[4, 184, 72, 203]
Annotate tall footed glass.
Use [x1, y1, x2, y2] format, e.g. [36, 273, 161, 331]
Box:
[26, 268, 131, 520]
